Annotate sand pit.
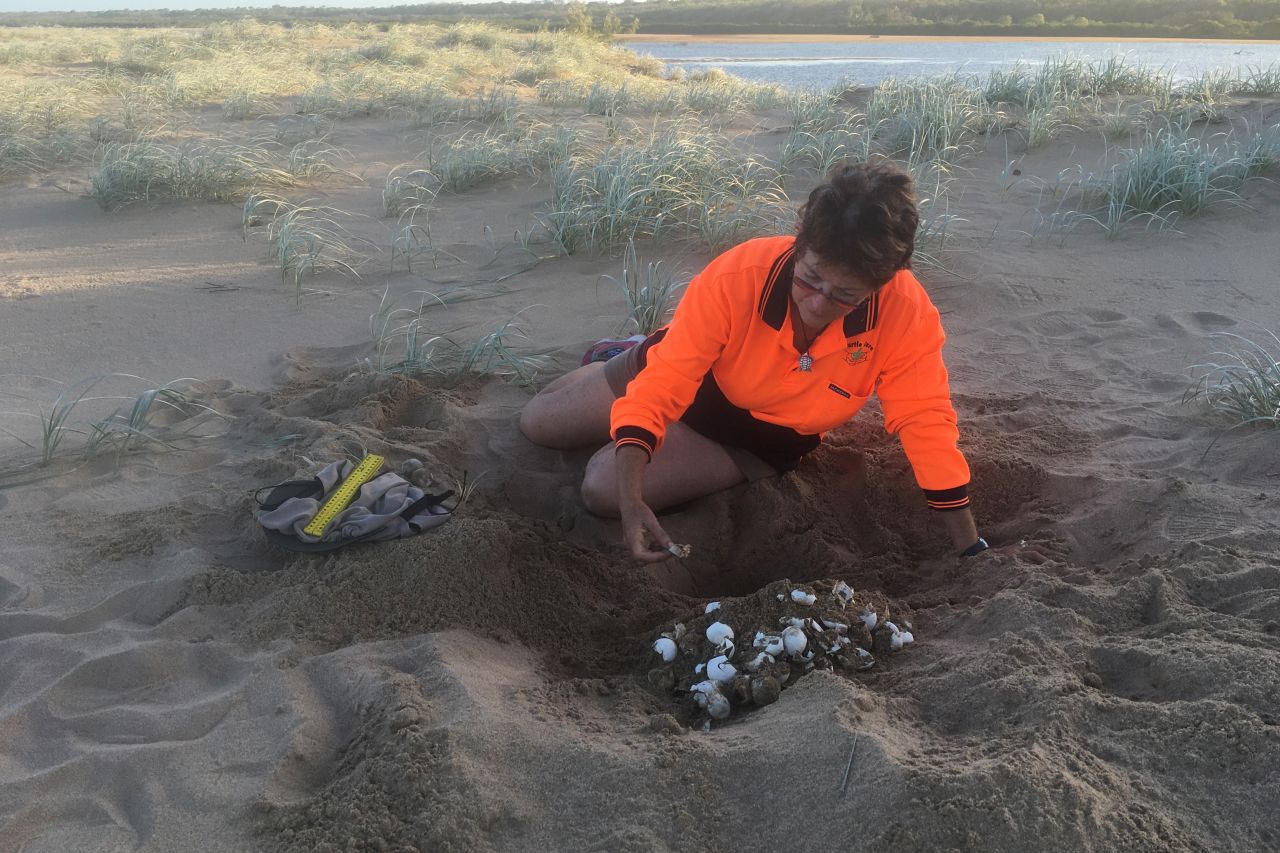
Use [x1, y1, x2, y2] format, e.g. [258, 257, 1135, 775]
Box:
[2, 48, 1280, 853]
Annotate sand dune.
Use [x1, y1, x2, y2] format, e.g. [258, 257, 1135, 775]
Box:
[1, 95, 1278, 853]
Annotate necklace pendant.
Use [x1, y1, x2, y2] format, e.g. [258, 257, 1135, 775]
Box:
[798, 352, 813, 372]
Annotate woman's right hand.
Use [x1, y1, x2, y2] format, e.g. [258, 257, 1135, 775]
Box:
[620, 497, 676, 563]
[614, 444, 676, 562]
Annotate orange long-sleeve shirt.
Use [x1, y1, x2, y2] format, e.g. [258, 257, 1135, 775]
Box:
[611, 235, 971, 510]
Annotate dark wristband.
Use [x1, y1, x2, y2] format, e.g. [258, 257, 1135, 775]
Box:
[960, 537, 989, 557]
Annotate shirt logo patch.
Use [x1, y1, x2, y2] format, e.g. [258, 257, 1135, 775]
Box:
[846, 340, 875, 364]
[828, 383, 851, 398]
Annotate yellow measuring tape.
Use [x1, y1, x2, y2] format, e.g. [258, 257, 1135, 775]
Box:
[303, 454, 385, 537]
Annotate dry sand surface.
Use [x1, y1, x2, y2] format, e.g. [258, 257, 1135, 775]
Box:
[2, 97, 1279, 853]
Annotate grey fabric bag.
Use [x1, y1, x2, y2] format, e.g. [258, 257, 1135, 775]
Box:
[255, 459, 452, 553]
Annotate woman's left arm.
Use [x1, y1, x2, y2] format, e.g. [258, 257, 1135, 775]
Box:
[874, 282, 984, 555]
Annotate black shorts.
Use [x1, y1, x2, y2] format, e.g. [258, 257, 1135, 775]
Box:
[603, 330, 821, 479]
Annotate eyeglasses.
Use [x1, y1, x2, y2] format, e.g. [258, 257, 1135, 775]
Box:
[793, 273, 868, 309]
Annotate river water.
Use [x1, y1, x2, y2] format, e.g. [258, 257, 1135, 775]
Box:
[622, 38, 1280, 89]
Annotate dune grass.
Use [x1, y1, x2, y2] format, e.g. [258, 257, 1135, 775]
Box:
[544, 121, 789, 254]
[1185, 330, 1280, 433]
[89, 140, 296, 210]
[366, 293, 547, 387]
[265, 201, 378, 290]
[603, 239, 686, 336]
[0, 374, 224, 471]
[383, 167, 437, 218]
[222, 90, 278, 121]
[446, 311, 551, 388]
[1078, 123, 1278, 237]
[426, 129, 529, 194]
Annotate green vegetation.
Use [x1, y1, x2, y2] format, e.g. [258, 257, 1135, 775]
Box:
[1079, 123, 1280, 236]
[5, 1, 1280, 40]
[0, 375, 223, 471]
[543, 120, 791, 254]
[3, 20, 1277, 257]
[604, 239, 686, 336]
[366, 293, 549, 387]
[1186, 331, 1280, 431]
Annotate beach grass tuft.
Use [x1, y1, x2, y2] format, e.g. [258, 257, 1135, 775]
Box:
[1078, 125, 1263, 236]
[1185, 330, 1280, 432]
[603, 239, 685, 336]
[544, 122, 788, 253]
[0, 374, 224, 470]
[263, 201, 378, 290]
[90, 140, 296, 210]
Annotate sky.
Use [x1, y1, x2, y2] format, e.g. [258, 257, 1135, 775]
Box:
[0, 0, 511, 11]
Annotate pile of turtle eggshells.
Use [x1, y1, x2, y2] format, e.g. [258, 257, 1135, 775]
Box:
[646, 578, 915, 728]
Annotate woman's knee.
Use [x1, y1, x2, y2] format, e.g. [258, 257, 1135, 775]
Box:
[580, 452, 619, 517]
[519, 363, 614, 450]
[518, 392, 552, 446]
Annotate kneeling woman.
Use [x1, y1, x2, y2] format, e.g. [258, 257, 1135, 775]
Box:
[520, 160, 987, 563]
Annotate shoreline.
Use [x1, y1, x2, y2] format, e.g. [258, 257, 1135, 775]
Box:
[618, 34, 1280, 45]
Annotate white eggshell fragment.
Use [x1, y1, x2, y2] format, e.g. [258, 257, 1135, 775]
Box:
[653, 637, 677, 662]
[745, 651, 772, 673]
[782, 626, 808, 656]
[763, 635, 784, 656]
[704, 601, 721, 614]
[832, 580, 854, 603]
[690, 680, 717, 695]
[790, 589, 817, 605]
[707, 655, 737, 684]
[859, 608, 878, 631]
[705, 622, 734, 645]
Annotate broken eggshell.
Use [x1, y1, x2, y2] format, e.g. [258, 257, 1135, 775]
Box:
[704, 601, 721, 614]
[653, 637, 677, 662]
[707, 655, 737, 684]
[885, 621, 915, 651]
[705, 621, 734, 646]
[782, 626, 808, 657]
[761, 634, 784, 656]
[790, 589, 817, 606]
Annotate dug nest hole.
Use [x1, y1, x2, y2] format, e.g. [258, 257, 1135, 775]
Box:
[643, 578, 915, 730]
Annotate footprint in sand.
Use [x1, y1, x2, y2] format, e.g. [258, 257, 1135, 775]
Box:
[1156, 311, 1239, 336]
[1162, 504, 1240, 542]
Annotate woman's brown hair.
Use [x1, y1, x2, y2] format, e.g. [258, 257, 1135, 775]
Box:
[794, 159, 917, 289]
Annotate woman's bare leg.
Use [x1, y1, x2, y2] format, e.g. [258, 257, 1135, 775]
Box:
[580, 422, 746, 516]
[519, 361, 615, 450]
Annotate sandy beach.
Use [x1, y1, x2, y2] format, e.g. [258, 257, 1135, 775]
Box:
[1, 27, 1279, 853]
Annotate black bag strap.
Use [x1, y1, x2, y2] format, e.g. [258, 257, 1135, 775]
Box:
[401, 490, 454, 532]
[254, 478, 323, 511]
